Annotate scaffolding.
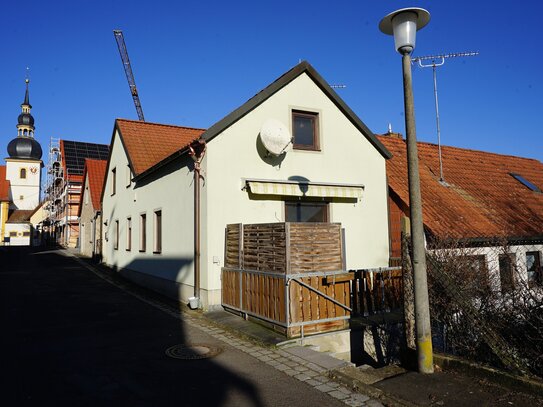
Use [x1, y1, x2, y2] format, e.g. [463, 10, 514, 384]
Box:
[44, 137, 81, 247]
[44, 138, 108, 247]
[44, 137, 62, 244]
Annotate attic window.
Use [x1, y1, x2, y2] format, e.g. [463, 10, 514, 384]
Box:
[510, 173, 541, 192]
[292, 110, 319, 151]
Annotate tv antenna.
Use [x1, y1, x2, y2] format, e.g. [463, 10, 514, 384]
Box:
[412, 51, 479, 183]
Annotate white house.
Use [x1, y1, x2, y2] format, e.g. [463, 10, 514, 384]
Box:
[101, 61, 392, 309]
[380, 131, 543, 291]
[78, 158, 107, 259]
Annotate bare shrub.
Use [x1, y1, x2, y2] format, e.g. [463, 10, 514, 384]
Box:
[425, 237, 543, 378]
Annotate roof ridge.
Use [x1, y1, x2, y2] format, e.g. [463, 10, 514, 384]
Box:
[85, 158, 107, 163]
[116, 118, 206, 132]
[377, 135, 542, 163]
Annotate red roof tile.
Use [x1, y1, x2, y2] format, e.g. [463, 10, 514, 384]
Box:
[116, 119, 205, 176]
[7, 209, 33, 223]
[378, 135, 543, 240]
[81, 159, 107, 212]
[0, 166, 10, 201]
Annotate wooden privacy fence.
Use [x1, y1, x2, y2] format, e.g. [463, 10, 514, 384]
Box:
[350, 268, 402, 316]
[222, 222, 351, 338]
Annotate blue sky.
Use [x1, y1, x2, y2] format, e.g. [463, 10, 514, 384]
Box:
[1, 0, 542, 162]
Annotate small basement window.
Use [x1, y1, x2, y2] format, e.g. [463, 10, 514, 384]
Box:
[510, 173, 541, 192]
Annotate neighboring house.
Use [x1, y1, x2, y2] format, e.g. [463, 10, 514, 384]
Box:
[2, 80, 43, 246]
[5, 210, 34, 246]
[0, 166, 10, 242]
[78, 158, 107, 259]
[29, 201, 48, 246]
[378, 131, 543, 290]
[46, 140, 109, 247]
[101, 61, 392, 309]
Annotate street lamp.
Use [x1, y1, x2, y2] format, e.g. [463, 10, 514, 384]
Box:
[379, 8, 434, 374]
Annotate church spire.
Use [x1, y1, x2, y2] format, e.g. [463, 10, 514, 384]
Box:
[17, 78, 35, 138]
[7, 78, 42, 160]
[23, 78, 31, 107]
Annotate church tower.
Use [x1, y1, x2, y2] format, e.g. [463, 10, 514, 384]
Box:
[5, 79, 43, 210]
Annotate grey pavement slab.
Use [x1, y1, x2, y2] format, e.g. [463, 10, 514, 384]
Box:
[283, 346, 353, 371]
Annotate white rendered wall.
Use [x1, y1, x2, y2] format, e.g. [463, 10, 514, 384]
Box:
[4, 223, 31, 246]
[79, 175, 95, 257]
[5, 159, 41, 210]
[431, 243, 543, 290]
[203, 73, 390, 297]
[101, 130, 196, 301]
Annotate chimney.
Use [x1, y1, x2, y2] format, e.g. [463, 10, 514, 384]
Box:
[383, 123, 403, 139]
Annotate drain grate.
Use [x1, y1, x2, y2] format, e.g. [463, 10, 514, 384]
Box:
[165, 344, 222, 360]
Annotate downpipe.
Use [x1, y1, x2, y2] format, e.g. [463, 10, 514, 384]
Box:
[189, 140, 207, 308]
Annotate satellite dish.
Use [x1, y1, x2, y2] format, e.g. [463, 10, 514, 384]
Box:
[259, 118, 292, 156]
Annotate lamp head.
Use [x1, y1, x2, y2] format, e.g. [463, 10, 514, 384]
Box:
[379, 7, 430, 54]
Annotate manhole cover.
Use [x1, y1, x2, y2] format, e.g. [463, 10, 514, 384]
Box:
[165, 344, 222, 360]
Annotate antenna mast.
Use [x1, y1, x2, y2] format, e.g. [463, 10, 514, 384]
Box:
[113, 30, 145, 121]
[412, 51, 478, 182]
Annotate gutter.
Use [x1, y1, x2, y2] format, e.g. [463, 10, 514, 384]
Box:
[188, 139, 207, 307]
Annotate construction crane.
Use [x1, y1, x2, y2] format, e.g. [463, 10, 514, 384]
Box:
[113, 30, 145, 121]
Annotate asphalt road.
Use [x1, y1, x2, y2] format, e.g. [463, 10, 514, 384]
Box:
[0, 247, 346, 407]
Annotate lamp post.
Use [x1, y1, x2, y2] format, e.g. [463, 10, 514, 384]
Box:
[379, 7, 434, 374]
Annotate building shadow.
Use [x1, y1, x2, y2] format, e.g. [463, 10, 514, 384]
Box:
[0, 247, 264, 407]
[349, 314, 404, 368]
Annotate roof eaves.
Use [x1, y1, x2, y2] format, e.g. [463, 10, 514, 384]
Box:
[26, 202, 44, 220]
[132, 144, 192, 183]
[99, 120, 121, 206]
[78, 166, 89, 218]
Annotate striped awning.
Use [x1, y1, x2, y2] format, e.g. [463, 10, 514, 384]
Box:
[245, 179, 364, 199]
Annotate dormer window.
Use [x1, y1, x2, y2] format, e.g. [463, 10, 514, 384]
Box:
[292, 110, 319, 151]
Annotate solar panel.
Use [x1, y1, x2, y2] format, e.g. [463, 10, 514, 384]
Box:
[61, 140, 109, 175]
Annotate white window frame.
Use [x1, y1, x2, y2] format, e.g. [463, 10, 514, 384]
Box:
[139, 213, 146, 252]
[126, 217, 132, 251]
[154, 209, 162, 254]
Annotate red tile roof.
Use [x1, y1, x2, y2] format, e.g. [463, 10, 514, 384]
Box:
[116, 119, 205, 177]
[80, 159, 107, 213]
[0, 166, 10, 201]
[7, 209, 33, 223]
[378, 135, 543, 240]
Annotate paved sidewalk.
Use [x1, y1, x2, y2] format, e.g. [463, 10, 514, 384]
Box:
[68, 250, 382, 407]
